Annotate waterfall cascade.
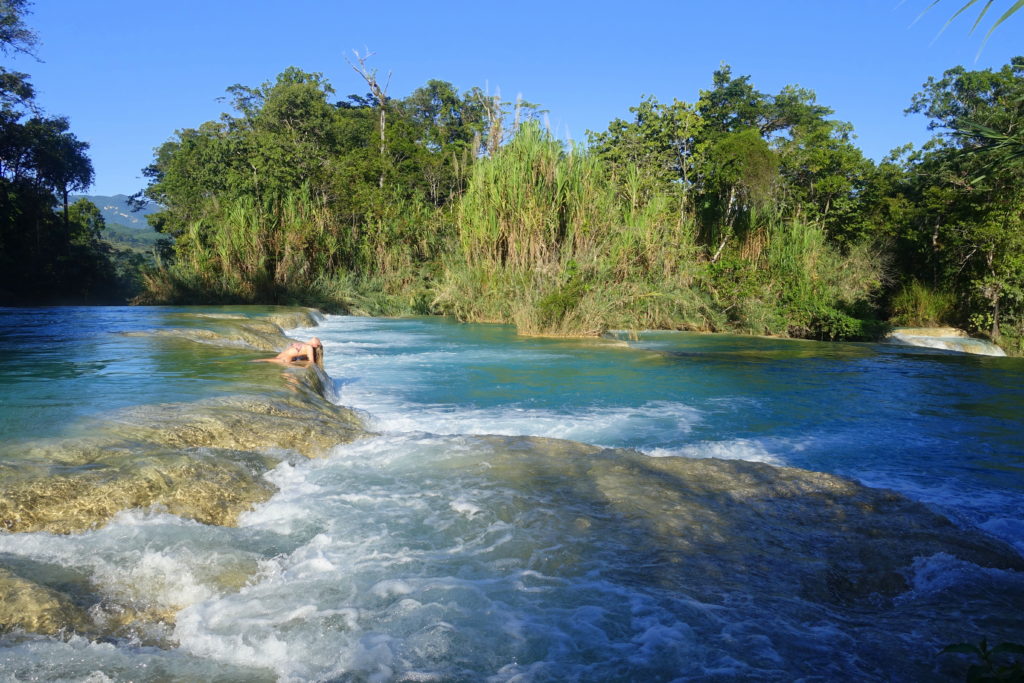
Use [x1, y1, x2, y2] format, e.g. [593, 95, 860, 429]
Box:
[884, 327, 1006, 356]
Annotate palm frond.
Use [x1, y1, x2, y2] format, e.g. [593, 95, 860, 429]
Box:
[923, 0, 1021, 54]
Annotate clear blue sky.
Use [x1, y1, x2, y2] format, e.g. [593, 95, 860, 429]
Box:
[8, 1, 1022, 196]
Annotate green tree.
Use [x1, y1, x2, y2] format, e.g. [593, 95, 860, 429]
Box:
[903, 58, 1024, 341]
[588, 96, 705, 216]
[29, 115, 93, 225]
[690, 66, 872, 251]
[700, 127, 778, 259]
[925, 2, 1024, 165]
[141, 67, 495, 303]
[0, 0, 120, 303]
[403, 79, 485, 204]
[591, 66, 874, 255]
[0, 0, 35, 55]
[774, 115, 874, 243]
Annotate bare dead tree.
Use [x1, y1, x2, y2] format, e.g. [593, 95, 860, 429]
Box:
[348, 49, 391, 189]
[474, 86, 505, 157]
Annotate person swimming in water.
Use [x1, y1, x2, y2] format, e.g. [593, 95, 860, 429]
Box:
[256, 337, 323, 366]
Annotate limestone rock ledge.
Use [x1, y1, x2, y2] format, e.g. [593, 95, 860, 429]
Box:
[884, 327, 1006, 356]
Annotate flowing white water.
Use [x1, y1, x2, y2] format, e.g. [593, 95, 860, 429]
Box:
[1, 310, 1022, 681]
[170, 434, 727, 681]
[324, 317, 711, 455]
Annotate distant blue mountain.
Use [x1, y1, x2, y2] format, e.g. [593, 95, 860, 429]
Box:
[71, 194, 160, 231]
[69, 194, 164, 252]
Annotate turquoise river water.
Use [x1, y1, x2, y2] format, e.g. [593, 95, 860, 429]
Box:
[0, 306, 1021, 681]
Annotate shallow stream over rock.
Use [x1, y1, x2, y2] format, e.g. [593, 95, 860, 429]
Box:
[0, 308, 1021, 680]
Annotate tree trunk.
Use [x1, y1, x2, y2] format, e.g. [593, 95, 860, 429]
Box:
[710, 233, 730, 264]
[725, 186, 737, 228]
[991, 291, 1001, 340]
[378, 105, 386, 189]
[986, 250, 1001, 340]
[348, 51, 389, 190]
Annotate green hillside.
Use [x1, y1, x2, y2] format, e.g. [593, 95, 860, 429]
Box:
[102, 220, 162, 251]
[71, 194, 159, 230]
[71, 194, 163, 252]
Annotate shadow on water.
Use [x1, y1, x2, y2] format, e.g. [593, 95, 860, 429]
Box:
[449, 435, 1024, 679]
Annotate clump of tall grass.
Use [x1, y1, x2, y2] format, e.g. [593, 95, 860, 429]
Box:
[754, 221, 882, 338]
[142, 180, 455, 315]
[150, 187, 346, 304]
[443, 122, 712, 335]
[761, 219, 880, 335]
[889, 280, 956, 327]
[147, 190, 352, 307]
[698, 220, 885, 339]
[457, 121, 615, 271]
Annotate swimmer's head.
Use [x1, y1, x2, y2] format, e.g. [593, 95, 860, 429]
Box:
[310, 337, 321, 348]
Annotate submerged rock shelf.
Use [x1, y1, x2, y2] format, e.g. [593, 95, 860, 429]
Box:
[1, 308, 364, 535]
[5, 429, 1022, 663]
[0, 308, 366, 640]
[443, 435, 1024, 605]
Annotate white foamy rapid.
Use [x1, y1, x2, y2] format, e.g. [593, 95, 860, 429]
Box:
[165, 434, 836, 681]
[306, 316, 763, 462]
[0, 509, 263, 615]
[167, 435, 629, 679]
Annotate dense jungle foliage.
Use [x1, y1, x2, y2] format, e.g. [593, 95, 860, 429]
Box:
[2, 0, 1022, 351]
[136, 57, 1024, 351]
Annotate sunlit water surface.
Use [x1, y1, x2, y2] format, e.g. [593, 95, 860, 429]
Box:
[0, 308, 1021, 681]
[326, 316, 1024, 543]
